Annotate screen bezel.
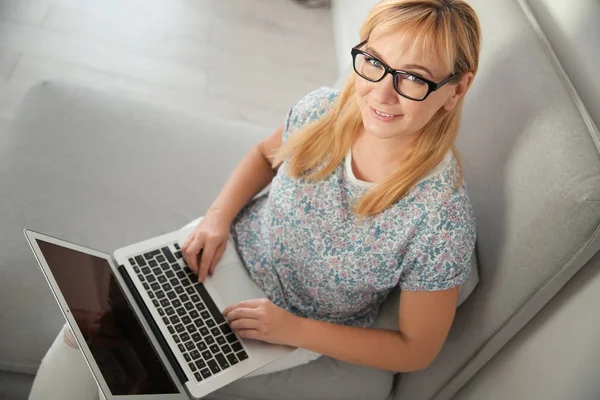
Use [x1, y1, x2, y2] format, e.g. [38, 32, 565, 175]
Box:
[24, 229, 188, 400]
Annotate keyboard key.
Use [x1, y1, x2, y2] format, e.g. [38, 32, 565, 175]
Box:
[149, 260, 158, 268]
[194, 319, 205, 328]
[183, 353, 191, 362]
[189, 362, 197, 372]
[157, 255, 166, 263]
[200, 311, 210, 319]
[200, 368, 212, 379]
[226, 334, 236, 343]
[177, 307, 187, 317]
[162, 247, 176, 263]
[200, 327, 210, 336]
[180, 332, 190, 342]
[236, 350, 248, 361]
[173, 334, 180, 343]
[192, 333, 202, 342]
[141, 267, 151, 275]
[185, 341, 195, 351]
[172, 299, 182, 308]
[198, 341, 207, 351]
[144, 253, 153, 260]
[206, 319, 216, 328]
[202, 350, 212, 360]
[168, 326, 175, 334]
[158, 308, 164, 316]
[137, 273, 145, 282]
[231, 343, 243, 353]
[174, 286, 185, 294]
[174, 243, 180, 250]
[190, 350, 200, 360]
[151, 282, 161, 291]
[178, 344, 185, 353]
[146, 275, 156, 283]
[165, 307, 175, 316]
[207, 359, 220, 374]
[216, 336, 226, 346]
[133, 266, 140, 273]
[160, 298, 170, 307]
[152, 266, 161, 275]
[209, 344, 220, 354]
[194, 284, 226, 324]
[152, 299, 159, 307]
[184, 302, 194, 311]
[151, 249, 162, 257]
[181, 315, 192, 325]
[186, 324, 197, 333]
[167, 291, 177, 300]
[194, 372, 203, 381]
[170, 278, 179, 287]
[148, 291, 155, 299]
[135, 256, 146, 266]
[205, 336, 215, 345]
[215, 353, 230, 370]
[169, 315, 180, 325]
[177, 271, 187, 280]
[158, 275, 167, 284]
[175, 251, 183, 259]
[156, 290, 165, 299]
[186, 286, 195, 295]
[175, 324, 185, 333]
[195, 302, 206, 311]
[129, 257, 136, 265]
[162, 283, 172, 292]
[219, 323, 232, 335]
[211, 327, 221, 337]
[162, 316, 169, 325]
[143, 283, 150, 291]
[165, 270, 175, 278]
[180, 294, 189, 303]
[226, 353, 239, 365]
[222, 344, 232, 354]
[195, 360, 206, 370]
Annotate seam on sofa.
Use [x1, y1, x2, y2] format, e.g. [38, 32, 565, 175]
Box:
[517, 0, 600, 154]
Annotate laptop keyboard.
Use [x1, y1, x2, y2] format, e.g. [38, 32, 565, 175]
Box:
[129, 244, 248, 382]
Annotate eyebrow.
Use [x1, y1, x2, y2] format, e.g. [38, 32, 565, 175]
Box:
[365, 46, 434, 78]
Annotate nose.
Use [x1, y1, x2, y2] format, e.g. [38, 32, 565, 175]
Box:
[371, 73, 400, 105]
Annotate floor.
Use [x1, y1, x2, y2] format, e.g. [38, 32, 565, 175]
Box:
[0, 0, 337, 140]
[0, 1, 335, 398]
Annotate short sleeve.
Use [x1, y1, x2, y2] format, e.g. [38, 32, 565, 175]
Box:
[282, 87, 340, 144]
[399, 198, 477, 292]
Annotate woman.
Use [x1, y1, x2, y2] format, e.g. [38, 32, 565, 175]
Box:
[183, 0, 480, 374]
[28, 0, 481, 398]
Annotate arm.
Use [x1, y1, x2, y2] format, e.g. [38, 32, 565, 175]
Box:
[224, 286, 459, 372]
[206, 124, 284, 224]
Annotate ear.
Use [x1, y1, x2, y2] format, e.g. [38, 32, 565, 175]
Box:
[443, 72, 474, 111]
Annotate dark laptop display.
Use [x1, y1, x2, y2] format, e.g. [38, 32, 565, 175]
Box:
[36, 239, 178, 395]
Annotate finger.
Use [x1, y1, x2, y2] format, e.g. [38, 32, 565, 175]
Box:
[209, 243, 226, 275]
[198, 239, 218, 282]
[181, 232, 194, 251]
[226, 307, 261, 322]
[229, 318, 261, 331]
[222, 299, 263, 315]
[183, 235, 204, 274]
[237, 329, 261, 340]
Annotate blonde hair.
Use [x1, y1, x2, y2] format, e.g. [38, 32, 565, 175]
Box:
[273, 0, 481, 218]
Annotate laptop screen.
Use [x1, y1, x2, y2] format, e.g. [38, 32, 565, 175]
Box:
[36, 239, 178, 395]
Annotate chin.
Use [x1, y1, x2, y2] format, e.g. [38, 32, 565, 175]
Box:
[363, 118, 404, 140]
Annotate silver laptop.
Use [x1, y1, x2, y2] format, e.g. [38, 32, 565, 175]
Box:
[24, 226, 294, 399]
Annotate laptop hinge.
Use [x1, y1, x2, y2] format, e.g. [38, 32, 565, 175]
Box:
[118, 264, 187, 385]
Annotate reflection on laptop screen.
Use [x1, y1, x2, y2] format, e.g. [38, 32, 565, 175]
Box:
[37, 239, 178, 395]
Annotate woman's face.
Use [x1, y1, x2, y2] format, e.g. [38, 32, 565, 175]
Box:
[354, 30, 472, 144]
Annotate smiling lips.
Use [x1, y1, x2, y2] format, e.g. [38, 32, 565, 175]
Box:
[371, 107, 403, 122]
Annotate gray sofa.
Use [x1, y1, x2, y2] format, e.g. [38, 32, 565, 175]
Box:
[1, 0, 599, 399]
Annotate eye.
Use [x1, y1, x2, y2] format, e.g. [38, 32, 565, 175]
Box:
[406, 74, 425, 84]
[365, 56, 382, 68]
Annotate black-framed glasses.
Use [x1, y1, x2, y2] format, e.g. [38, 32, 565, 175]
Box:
[351, 40, 459, 101]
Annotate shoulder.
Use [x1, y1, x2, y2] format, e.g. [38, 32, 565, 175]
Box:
[283, 87, 340, 139]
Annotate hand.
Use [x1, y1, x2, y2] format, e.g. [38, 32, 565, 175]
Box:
[181, 210, 231, 282]
[222, 299, 301, 347]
